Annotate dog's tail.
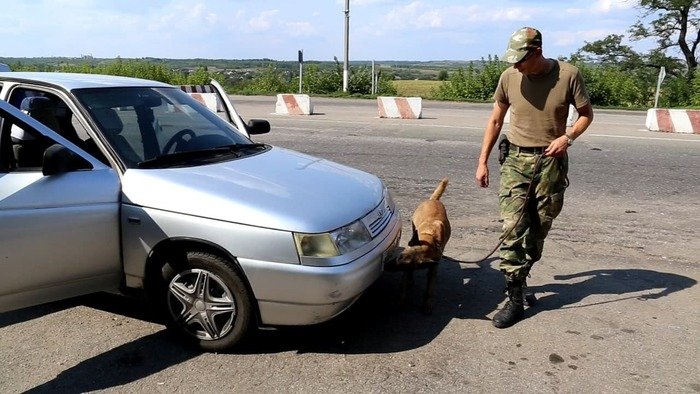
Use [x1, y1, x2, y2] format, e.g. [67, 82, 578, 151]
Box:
[430, 178, 449, 200]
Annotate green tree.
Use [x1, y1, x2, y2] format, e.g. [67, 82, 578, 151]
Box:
[348, 67, 371, 95]
[576, 1, 698, 78]
[629, 0, 700, 73]
[376, 69, 398, 96]
[572, 0, 700, 107]
[433, 55, 506, 101]
[245, 64, 290, 94]
[692, 68, 700, 106]
[302, 63, 342, 94]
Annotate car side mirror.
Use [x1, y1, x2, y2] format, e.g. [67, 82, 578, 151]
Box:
[42, 144, 93, 176]
[247, 119, 270, 135]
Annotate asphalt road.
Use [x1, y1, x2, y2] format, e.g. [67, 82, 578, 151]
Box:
[1, 97, 698, 393]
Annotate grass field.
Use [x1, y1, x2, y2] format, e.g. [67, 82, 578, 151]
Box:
[392, 80, 444, 98]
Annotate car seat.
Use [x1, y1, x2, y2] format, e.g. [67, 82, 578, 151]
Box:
[91, 107, 142, 166]
[10, 97, 60, 167]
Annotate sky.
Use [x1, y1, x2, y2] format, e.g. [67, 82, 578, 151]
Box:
[0, 0, 658, 62]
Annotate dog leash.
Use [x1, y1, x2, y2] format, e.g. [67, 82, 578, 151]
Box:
[460, 154, 544, 264]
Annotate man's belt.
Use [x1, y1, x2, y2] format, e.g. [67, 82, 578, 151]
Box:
[511, 144, 547, 154]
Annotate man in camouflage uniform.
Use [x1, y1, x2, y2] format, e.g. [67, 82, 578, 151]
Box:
[475, 27, 594, 328]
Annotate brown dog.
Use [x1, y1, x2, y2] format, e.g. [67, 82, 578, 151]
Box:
[387, 178, 450, 313]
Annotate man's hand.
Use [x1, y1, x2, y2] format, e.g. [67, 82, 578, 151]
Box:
[544, 135, 569, 157]
[476, 163, 489, 187]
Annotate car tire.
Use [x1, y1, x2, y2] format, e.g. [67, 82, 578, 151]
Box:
[161, 251, 252, 352]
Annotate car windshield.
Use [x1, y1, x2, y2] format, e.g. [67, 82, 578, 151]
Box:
[73, 87, 262, 168]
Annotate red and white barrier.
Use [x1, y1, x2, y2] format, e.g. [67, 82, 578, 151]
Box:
[179, 85, 221, 113]
[645, 109, 700, 134]
[377, 97, 422, 119]
[275, 94, 313, 115]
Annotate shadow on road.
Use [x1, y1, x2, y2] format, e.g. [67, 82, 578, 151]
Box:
[25, 330, 198, 393]
[236, 261, 697, 355]
[5, 261, 696, 391]
[235, 257, 503, 355]
[0, 298, 81, 329]
[526, 268, 698, 317]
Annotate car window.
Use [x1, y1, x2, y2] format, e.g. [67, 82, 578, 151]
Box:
[0, 109, 54, 171]
[7, 88, 109, 165]
[179, 84, 231, 122]
[74, 87, 254, 168]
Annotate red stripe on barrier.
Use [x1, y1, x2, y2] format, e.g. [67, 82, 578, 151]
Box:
[395, 98, 416, 119]
[377, 97, 387, 117]
[190, 93, 205, 106]
[656, 109, 675, 133]
[686, 110, 700, 134]
[282, 94, 303, 115]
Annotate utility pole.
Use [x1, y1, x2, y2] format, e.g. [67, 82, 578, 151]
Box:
[343, 0, 349, 92]
[298, 49, 303, 94]
[371, 60, 375, 94]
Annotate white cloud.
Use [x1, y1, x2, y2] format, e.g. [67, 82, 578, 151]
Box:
[335, 0, 393, 6]
[382, 3, 532, 31]
[190, 3, 219, 24]
[485, 7, 534, 22]
[592, 0, 634, 13]
[551, 28, 623, 47]
[285, 22, 315, 37]
[0, 0, 652, 61]
[249, 9, 279, 31]
[145, 2, 222, 33]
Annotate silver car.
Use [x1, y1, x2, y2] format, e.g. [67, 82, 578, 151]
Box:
[0, 72, 401, 351]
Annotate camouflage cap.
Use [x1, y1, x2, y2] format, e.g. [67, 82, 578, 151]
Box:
[502, 27, 542, 63]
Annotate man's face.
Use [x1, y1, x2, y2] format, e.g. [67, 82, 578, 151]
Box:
[513, 48, 539, 74]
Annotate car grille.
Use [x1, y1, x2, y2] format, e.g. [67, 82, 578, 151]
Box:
[362, 198, 393, 238]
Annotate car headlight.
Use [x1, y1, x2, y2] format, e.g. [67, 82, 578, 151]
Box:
[294, 220, 372, 258]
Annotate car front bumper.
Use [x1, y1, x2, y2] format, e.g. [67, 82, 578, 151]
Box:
[241, 212, 402, 326]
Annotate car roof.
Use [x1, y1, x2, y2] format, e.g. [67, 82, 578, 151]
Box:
[0, 72, 173, 90]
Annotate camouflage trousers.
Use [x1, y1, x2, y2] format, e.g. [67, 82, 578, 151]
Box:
[498, 150, 568, 280]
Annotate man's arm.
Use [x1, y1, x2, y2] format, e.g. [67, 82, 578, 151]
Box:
[544, 103, 594, 157]
[568, 103, 594, 140]
[476, 101, 509, 188]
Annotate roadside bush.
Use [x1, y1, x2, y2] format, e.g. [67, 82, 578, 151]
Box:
[302, 64, 343, 94]
[692, 69, 700, 107]
[576, 63, 648, 107]
[433, 55, 506, 101]
[348, 67, 371, 95]
[376, 70, 398, 96]
[241, 64, 291, 94]
[12, 56, 695, 106]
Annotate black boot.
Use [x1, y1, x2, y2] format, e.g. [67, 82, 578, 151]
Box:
[492, 279, 525, 328]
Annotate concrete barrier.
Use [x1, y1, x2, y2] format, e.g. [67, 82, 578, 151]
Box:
[275, 94, 313, 115]
[503, 104, 577, 126]
[377, 97, 422, 119]
[645, 108, 700, 134]
[179, 85, 222, 113]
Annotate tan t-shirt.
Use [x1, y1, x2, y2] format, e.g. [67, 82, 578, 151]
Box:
[494, 60, 590, 147]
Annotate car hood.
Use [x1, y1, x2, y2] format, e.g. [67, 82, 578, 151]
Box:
[120, 146, 384, 233]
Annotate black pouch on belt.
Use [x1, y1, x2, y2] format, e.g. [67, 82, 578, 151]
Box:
[498, 134, 510, 165]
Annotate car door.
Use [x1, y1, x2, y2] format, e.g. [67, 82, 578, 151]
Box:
[180, 79, 251, 138]
[0, 100, 122, 313]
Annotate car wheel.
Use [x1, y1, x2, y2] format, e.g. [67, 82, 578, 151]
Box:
[162, 251, 252, 352]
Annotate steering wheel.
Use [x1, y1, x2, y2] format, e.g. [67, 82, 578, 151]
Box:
[162, 129, 196, 154]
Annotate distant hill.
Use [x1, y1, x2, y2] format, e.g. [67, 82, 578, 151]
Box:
[0, 56, 488, 81]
